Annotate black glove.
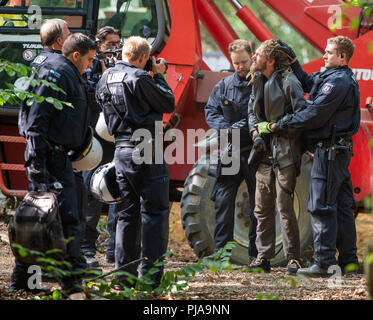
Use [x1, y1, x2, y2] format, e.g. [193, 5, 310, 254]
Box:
[275, 39, 296, 60]
[253, 134, 267, 153]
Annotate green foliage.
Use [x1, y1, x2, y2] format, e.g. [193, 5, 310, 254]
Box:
[83, 243, 237, 300]
[284, 276, 297, 289]
[0, 59, 74, 110]
[256, 292, 279, 300]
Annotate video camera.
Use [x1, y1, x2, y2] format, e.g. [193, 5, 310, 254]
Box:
[144, 56, 168, 74]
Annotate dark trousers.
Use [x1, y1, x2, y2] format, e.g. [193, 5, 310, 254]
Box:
[11, 149, 83, 289]
[80, 137, 117, 258]
[308, 146, 358, 269]
[114, 147, 170, 283]
[210, 152, 258, 257]
[80, 168, 117, 258]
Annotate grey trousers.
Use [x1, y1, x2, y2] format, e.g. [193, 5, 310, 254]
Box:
[254, 163, 300, 261]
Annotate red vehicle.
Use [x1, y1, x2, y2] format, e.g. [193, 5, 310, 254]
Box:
[0, 0, 372, 266]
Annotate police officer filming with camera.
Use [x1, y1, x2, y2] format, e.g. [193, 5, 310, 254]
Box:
[10, 33, 97, 295]
[271, 36, 360, 277]
[96, 36, 175, 288]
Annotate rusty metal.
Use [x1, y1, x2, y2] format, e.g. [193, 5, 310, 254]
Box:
[0, 134, 27, 198]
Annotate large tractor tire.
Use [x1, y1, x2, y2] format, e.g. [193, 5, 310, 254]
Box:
[180, 153, 313, 266]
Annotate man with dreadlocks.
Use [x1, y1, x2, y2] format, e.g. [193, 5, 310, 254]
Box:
[247, 39, 306, 274]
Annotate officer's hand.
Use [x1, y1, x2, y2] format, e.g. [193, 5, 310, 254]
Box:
[275, 39, 296, 60]
[255, 121, 274, 134]
[253, 134, 267, 152]
[152, 57, 166, 75]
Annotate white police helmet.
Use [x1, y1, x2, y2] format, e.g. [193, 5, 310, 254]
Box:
[69, 127, 103, 171]
[95, 112, 114, 142]
[90, 162, 121, 203]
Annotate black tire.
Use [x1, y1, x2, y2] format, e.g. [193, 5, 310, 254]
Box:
[180, 154, 313, 266]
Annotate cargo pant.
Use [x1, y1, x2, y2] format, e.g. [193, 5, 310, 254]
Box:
[308, 146, 358, 269]
[254, 162, 300, 261]
[114, 146, 170, 284]
[210, 151, 258, 258]
[80, 135, 117, 259]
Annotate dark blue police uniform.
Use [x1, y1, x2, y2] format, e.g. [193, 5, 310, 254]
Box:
[12, 53, 90, 291]
[205, 72, 258, 258]
[30, 48, 60, 72]
[275, 64, 360, 270]
[80, 58, 117, 262]
[96, 61, 175, 284]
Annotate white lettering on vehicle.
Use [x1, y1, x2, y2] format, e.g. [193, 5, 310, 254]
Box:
[22, 43, 43, 49]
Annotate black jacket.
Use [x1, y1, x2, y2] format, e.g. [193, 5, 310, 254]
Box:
[276, 64, 360, 142]
[18, 54, 90, 160]
[205, 72, 253, 148]
[96, 61, 175, 140]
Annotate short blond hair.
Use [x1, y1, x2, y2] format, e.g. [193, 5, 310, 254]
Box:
[122, 36, 151, 62]
[327, 36, 354, 62]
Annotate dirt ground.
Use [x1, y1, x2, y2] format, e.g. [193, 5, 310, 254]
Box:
[0, 201, 372, 300]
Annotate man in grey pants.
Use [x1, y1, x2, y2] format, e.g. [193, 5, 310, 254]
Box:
[247, 40, 306, 274]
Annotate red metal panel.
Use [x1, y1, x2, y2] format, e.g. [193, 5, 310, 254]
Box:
[196, 0, 239, 62]
[263, 0, 360, 51]
[235, 6, 274, 41]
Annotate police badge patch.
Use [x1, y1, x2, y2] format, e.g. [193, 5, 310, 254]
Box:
[322, 83, 333, 94]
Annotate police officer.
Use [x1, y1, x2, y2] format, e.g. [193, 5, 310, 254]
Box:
[10, 33, 97, 294]
[96, 36, 174, 286]
[31, 18, 71, 72]
[29, 19, 90, 272]
[205, 39, 258, 261]
[273, 36, 360, 276]
[80, 26, 122, 267]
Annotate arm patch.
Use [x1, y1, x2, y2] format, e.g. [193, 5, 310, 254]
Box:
[321, 83, 333, 94]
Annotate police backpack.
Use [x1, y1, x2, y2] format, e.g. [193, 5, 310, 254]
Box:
[8, 191, 66, 265]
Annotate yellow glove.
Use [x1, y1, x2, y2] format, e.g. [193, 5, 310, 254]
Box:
[255, 121, 274, 134]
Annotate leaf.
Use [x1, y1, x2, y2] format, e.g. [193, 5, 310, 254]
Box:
[18, 247, 28, 257]
[52, 290, 61, 300]
[349, 17, 360, 31]
[284, 277, 297, 289]
[367, 252, 373, 265]
[345, 263, 358, 272]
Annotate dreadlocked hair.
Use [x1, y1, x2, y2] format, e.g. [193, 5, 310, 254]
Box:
[248, 39, 293, 83]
